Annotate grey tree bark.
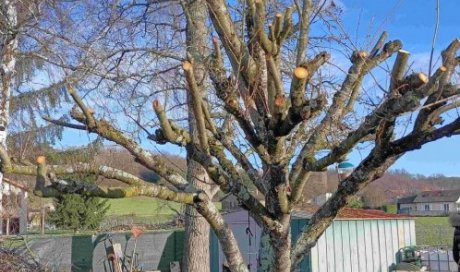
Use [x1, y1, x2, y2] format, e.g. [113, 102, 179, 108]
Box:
[182, 0, 215, 271]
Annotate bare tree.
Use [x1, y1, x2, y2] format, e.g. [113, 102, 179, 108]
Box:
[2, 1, 460, 272]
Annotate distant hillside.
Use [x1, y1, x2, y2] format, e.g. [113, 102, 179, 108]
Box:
[361, 171, 437, 207]
[362, 170, 460, 207]
[298, 169, 460, 208]
[94, 148, 186, 187]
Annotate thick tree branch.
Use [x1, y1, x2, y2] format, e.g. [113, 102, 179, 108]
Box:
[295, 0, 313, 65]
[208, 42, 271, 164]
[413, 39, 460, 132]
[205, 0, 257, 86]
[62, 90, 190, 190]
[183, 60, 209, 152]
[304, 71, 431, 172]
[0, 153, 199, 204]
[254, 0, 276, 54]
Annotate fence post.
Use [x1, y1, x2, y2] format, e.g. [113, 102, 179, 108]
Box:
[40, 207, 45, 235]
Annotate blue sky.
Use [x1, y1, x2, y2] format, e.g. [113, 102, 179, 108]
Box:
[339, 0, 460, 176]
[56, 0, 460, 177]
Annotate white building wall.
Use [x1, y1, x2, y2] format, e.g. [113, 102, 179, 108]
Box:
[399, 203, 416, 211]
[415, 202, 454, 211]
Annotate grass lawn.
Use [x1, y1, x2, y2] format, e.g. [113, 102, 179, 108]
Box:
[106, 197, 183, 216]
[415, 216, 454, 246]
[102, 197, 184, 227]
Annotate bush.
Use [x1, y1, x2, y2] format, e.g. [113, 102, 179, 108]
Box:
[348, 195, 364, 209]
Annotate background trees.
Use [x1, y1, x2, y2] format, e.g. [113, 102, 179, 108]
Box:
[1, 1, 459, 272]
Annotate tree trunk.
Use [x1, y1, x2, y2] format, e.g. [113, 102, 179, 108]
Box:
[182, 0, 214, 271]
[182, 163, 212, 272]
[0, 0, 18, 236]
[271, 232, 292, 272]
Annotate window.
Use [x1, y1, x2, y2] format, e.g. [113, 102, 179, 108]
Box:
[424, 204, 430, 211]
[444, 204, 450, 211]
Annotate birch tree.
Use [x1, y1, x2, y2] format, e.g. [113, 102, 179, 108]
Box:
[0, 0, 19, 235]
[2, 1, 460, 272]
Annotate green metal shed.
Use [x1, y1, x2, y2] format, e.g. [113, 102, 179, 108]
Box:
[210, 208, 415, 272]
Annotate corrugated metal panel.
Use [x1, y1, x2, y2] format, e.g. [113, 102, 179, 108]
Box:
[211, 210, 416, 272]
[370, 220, 381, 271]
[404, 219, 412, 245]
[342, 221, 352, 272]
[317, 231, 328, 271]
[325, 225, 335, 272]
[311, 219, 416, 272]
[384, 220, 395, 269]
[410, 219, 417, 245]
[310, 230, 319, 271]
[377, 220, 388, 270]
[350, 220, 361, 272]
[356, 220, 367, 272]
[391, 219, 400, 263]
[332, 221, 344, 272]
[363, 220, 374, 271]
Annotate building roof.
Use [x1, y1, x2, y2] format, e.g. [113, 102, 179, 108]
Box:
[292, 205, 411, 220]
[397, 189, 460, 204]
[3, 178, 29, 191]
[397, 195, 417, 204]
[336, 208, 411, 220]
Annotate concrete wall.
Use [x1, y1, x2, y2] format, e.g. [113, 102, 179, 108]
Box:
[23, 230, 184, 272]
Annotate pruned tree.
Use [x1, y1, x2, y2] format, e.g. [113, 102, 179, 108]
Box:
[2, 1, 460, 272]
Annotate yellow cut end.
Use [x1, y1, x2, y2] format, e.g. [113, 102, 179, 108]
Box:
[212, 36, 219, 44]
[398, 49, 410, 55]
[418, 73, 428, 84]
[36, 156, 46, 164]
[228, 98, 238, 108]
[274, 95, 285, 107]
[66, 84, 74, 94]
[276, 13, 283, 18]
[182, 61, 193, 71]
[439, 66, 448, 72]
[152, 100, 160, 110]
[358, 51, 368, 58]
[294, 67, 309, 79]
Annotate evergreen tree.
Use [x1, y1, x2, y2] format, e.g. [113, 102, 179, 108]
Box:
[49, 193, 109, 233]
[48, 172, 109, 232]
